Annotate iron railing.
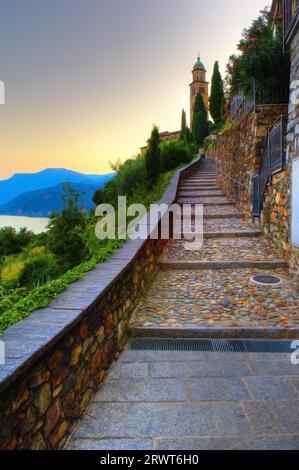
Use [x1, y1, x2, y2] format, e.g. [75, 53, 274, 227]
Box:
[216, 168, 247, 189]
[252, 115, 287, 219]
[284, 0, 299, 41]
[230, 79, 289, 121]
[230, 90, 245, 120]
[230, 85, 255, 120]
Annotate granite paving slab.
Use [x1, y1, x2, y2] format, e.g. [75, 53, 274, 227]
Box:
[67, 347, 299, 450]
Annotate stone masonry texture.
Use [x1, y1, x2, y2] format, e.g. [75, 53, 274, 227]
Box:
[208, 101, 299, 272]
[0, 237, 165, 450]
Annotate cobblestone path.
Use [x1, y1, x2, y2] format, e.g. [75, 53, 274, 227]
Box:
[131, 159, 299, 331]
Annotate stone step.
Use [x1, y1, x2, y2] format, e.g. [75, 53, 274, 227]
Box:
[203, 219, 261, 232]
[175, 212, 244, 220]
[186, 174, 217, 177]
[185, 174, 217, 181]
[182, 184, 217, 188]
[178, 192, 225, 197]
[173, 231, 262, 239]
[189, 173, 217, 177]
[204, 213, 243, 220]
[184, 179, 217, 183]
[159, 260, 288, 270]
[177, 200, 234, 206]
[185, 182, 218, 185]
[130, 326, 298, 340]
[180, 184, 218, 190]
[160, 237, 287, 266]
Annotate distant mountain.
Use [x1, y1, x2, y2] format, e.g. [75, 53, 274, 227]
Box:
[0, 182, 104, 217]
[0, 168, 115, 206]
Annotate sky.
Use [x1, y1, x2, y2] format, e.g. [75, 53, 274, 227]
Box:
[0, 0, 269, 180]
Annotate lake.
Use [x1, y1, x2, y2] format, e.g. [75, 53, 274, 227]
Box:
[0, 216, 49, 234]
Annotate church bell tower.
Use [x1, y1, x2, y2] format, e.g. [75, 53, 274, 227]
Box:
[189, 55, 209, 127]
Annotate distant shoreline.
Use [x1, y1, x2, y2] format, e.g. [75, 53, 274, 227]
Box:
[0, 215, 49, 234]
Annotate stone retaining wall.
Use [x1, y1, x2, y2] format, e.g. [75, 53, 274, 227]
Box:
[209, 105, 288, 220]
[207, 104, 299, 271]
[0, 157, 201, 450]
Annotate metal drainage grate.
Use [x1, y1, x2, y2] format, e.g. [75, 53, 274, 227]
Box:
[250, 274, 283, 286]
[130, 338, 294, 353]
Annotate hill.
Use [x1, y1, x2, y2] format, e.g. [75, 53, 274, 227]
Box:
[0, 168, 114, 206]
[0, 182, 103, 217]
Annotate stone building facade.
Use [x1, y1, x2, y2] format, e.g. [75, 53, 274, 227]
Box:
[284, 0, 299, 268]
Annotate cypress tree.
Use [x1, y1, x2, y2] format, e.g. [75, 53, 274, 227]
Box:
[145, 125, 160, 186]
[210, 61, 225, 124]
[192, 93, 208, 148]
[180, 109, 187, 140]
[185, 126, 194, 144]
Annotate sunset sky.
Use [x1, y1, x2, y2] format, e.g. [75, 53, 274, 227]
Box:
[0, 0, 269, 180]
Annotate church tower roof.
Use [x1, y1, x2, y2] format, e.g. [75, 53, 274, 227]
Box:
[193, 55, 206, 71]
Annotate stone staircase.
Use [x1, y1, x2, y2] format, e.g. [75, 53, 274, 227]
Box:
[67, 158, 299, 451]
[131, 159, 299, 334]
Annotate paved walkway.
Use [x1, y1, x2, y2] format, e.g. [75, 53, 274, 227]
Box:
[67, 159, 299, 450]
[68, 348, 299, 450]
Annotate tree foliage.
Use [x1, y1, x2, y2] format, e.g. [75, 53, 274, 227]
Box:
[47, 184, 88, 269]
[180, 109, 187, 140]
[145, 126, 161, 186]
[192, 93, 209, 147]
[0, 227, 34, 258]
[210, 61, 225, 124]
[225, 8, 289, 97]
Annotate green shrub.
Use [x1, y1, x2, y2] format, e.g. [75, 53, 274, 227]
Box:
[19, 252, 59, 288]
[0, 287, 28, 315]
[0, 258, 25, 290]
[47, 184, 88, 269]
[117, 156, 146, 196]
[0, 238, 123, 332]
[0, 227, 34, 257]
[161, 140, 195, 172]
[93, 156, 146, 207]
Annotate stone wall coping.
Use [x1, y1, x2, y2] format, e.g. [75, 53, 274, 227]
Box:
[0, 156, 201, 394]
